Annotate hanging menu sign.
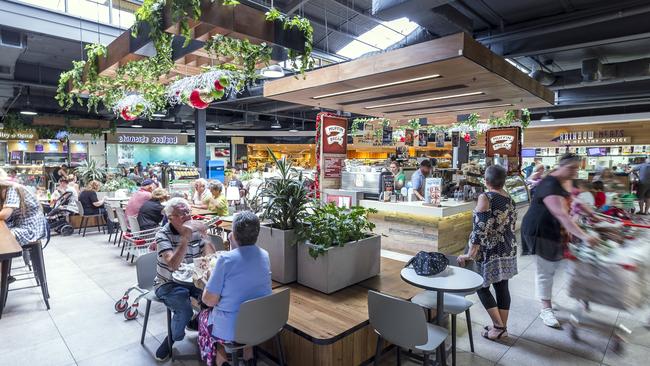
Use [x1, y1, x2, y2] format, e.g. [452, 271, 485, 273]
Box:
[485, 127, 522, 174]
[418, 130, 428, 147]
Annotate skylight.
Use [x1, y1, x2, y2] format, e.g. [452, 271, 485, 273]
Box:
[336, 17, 419, 59]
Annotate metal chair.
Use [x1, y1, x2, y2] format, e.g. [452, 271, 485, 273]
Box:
[135, 253, 173, 356]
[114, 207, 130, 255]
[127, 216, 141, 233]
[105, 205, 120, 244]
[75, 201, 105, 237]
[9, 240, 50, 310]
[207, 233, 225, 251]
[410, 255, 478, 366]
[222, 288, 291, 366]
[368, 290, 447, 366]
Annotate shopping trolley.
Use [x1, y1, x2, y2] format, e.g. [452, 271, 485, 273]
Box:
[566, 228, 650, 354]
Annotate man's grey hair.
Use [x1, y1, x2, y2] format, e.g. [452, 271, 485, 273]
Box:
[208, 180, 223, 193]
[163, 197, 190, 216]
[232, 211, 260, 246]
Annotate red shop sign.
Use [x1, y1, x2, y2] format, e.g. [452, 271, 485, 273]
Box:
[321, 116, 348, 154]
[485, 127, 521, 157]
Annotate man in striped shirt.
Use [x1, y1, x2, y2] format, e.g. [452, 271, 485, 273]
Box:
[154, 197, 215, 361]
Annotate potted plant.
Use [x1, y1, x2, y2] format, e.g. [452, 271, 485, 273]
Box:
[75, 160, 106, 185]
[296, 203, 381, 294]
[258, 149, 310, 283]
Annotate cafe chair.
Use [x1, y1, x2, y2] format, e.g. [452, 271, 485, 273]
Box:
[114, 207, 131, 255]
[128, 216, 141, 233]
[221, 288, 291, 366]
[75, 201, 106, 237]
[368, 290, 447, 366]
[9, 240, 50, 310]
[207, 233, 225, 251]
[409, 255, 478, 366]
[105, 205, 120, 244]
[134, 252, 173, 357]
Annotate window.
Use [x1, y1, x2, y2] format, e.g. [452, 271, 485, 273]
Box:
[336, 17, 419, 59]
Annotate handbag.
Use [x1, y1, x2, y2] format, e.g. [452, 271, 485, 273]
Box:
[405, 251, 448, 276]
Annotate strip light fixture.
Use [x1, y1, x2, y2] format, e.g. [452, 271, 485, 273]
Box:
[401, 103, 514, 117]
[365, 91, 485, 110]
[311, 74, 441, 99]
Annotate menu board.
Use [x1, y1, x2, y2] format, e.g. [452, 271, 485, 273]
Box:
[451, 131, 459, 147]
[418, 130, 428, 147]
[382, 126, 393, 145]
[323, 157, 343, 178]
[424, 177, 443, 206]
[405, 129, 414, 146]
[436, 131, 445, 147]
[485, 127, 522, 174]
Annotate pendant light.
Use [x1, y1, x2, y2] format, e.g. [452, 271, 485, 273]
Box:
[20, 87, 37, 116]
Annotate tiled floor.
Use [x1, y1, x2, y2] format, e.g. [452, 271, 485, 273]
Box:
[1, 230, 649, 366]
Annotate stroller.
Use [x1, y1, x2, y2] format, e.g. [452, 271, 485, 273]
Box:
[46, 191, 75, 236]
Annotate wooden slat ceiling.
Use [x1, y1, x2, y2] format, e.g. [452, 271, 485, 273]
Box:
[263, 33, 555, 125]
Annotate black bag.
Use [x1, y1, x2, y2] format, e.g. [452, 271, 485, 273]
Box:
[405, 251, 448, 276]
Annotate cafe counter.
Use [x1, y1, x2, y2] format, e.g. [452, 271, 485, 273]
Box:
[359, 199, 476, 255]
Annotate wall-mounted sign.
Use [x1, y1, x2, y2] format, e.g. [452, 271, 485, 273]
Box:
[107, 133, 188, 145]
[404, 129, 414, 146]
[418, 130, 428, 147]
[319, 115, 348, 191]
[0, 130, 36, 139]
[382, 126, 393, 145]
[556, 129, 630, 145]
[435, 131, 445, 147]
[322, 117, 348, 154]
[485, 127, 522, 175]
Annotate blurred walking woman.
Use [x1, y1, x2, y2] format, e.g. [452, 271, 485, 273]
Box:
[0, 178, 47, 246]
[457, 165, 518, 340]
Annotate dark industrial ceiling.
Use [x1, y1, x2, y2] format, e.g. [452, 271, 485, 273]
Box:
[2, 0, 650, 129]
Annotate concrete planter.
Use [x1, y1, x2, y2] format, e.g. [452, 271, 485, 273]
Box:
[257, 225, 298, 284]
[298, 235, 381, 294]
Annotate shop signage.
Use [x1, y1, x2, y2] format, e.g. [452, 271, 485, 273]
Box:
[107, 133, 187, 145]
[486, 127, 520, 157]
[322, 118, 347, 154]
[319, 115, 348, 191]
[435, 131, 445, 147]
[0, 131, 36, 139]
[418, 130, 428, 147]
[557, 129, 630, 145]
[323, 157, 343, 178]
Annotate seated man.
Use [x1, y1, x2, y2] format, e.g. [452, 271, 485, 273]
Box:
[154, 197, 215, 361]
[192, 178, 212, 209]
[199, 211, 272, 366]
[125, 179, 156, 218]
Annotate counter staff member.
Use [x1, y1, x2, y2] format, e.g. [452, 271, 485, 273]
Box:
[411, 159, 432, 201]
[389, 161, 406, 190]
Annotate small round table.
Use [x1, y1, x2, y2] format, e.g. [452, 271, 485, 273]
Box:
[401, 266, 484, 366]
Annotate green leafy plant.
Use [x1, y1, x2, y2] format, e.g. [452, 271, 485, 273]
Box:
[0, 113, 114, 139]
[76, 160, 107, 185]
[102, 177, 137, 192]
[487, 109, 531, 129]
[297, 203, 377, 259]
[205, 35, 272, 83]
[407, 118, 421, 131]
[259, 148, 310, 231]
[284, 15, 314, 78]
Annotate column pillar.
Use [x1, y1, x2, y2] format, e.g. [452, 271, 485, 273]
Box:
[194, 108, 207, 178]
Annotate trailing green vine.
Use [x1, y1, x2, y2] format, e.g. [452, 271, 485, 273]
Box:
[265, 8, 314, 78]
[204, 35, 272, 82]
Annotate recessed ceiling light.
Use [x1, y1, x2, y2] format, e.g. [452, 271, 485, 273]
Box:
[131, 124, 143, 128]
[540, 112, 555, 122]
[365, 91, 485, 110]
[151, 112, 166, 118]
[401, 103, 514, 117]
[312, 74, 441, 99]
[20, 110, 38, 116]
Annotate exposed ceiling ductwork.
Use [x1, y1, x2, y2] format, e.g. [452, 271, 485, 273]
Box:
[0, 28, 26, 110]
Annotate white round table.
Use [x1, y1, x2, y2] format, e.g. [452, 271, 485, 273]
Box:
[401, 266, 484, 366]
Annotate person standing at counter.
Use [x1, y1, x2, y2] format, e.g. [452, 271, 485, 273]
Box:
[521, 153, 599, 328]
[632, 157, 650, 214]
[389, 161, 406, 191]
[411, 160, 432, 201]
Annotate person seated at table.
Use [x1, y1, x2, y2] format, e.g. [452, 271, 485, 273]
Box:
[67, 174, 80, 194]
[78, 180, 113, 233]
[125, 179, 156, 218]
[206, 181, 229, 217]
[154, 197, 216, 361]
[50, 178, 79, 214]
[138, 188, 169, 230]
[0, 171, 47, 283]
[192, 178, 212, 209]
[458, 165, 518, 341]
[198, 211, 272, 366]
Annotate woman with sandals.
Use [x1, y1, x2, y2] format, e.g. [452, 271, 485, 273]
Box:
[458, 165, 518, 341]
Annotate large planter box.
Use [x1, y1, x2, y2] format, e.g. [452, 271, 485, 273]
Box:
[297, 235, 381, 294]
[257, 225, 298, 284]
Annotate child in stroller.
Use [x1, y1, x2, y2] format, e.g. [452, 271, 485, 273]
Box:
[47, 191, 76, 236]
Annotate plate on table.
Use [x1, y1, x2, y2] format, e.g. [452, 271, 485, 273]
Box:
[172, 263, 195, 283]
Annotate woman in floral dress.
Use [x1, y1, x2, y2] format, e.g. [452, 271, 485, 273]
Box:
[458, 165, 518, 341]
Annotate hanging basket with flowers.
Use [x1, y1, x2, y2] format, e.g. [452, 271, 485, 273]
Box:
[166, 70, 242, 109]
[112, 94, 153, 121]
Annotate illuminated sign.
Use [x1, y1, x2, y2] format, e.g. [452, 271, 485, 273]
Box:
[557, 129, 630, 145]
[107, 133, 187, 145]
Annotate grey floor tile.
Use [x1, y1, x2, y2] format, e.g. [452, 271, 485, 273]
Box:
[76, 336, 175, 366]
[63, 314, 144, 361]
[602, 341, 650, 366]
[0, 315, 61, 354]
[461, 292, 539, 337]
[453, 319, 515, 363]
[498, 337, 600, 366]
[0, 337, 75, 366]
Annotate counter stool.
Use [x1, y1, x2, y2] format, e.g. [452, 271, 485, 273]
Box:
[10, 240, 50, 310]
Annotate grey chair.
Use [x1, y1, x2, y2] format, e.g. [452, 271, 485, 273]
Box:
[105, 205, 120, 244]
[114, 207, 130, 255]
[207, 233, 225, 251]
[410, 255, 478, 366]
[222, 288, 290, 366]
[75, 201, 105, 237]
[127, 216, 141, 233]
[136, 252, 173, 357]
[368, 290, 447, 366]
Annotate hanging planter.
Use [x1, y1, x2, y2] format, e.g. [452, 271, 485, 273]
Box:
[112, 94, 152, 121]
[166, 70, 240, 109]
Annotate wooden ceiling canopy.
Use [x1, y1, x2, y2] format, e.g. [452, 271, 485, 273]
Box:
[93, 1, 306, 83]
[263, 33, 554, 125]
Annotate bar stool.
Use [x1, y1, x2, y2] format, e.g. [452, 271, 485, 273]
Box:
[10, 240, 50, 310]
